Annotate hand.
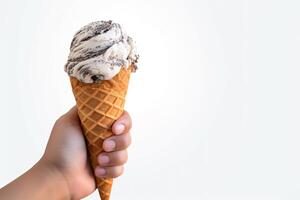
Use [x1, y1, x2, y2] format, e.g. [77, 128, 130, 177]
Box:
[41, 106, 132, 199]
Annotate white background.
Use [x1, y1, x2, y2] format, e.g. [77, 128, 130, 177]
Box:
[0, 0, 300, 199]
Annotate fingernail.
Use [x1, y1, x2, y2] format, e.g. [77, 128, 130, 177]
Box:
[104, 140, 116, 151]
[115, 124, 125, 135]
[99, 155, 109, 164]
[96, 168, 106, 177]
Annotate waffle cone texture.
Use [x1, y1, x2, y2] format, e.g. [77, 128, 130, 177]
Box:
[70, 67, 132, 200]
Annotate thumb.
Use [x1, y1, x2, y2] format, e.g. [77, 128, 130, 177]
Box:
[64, 106, 80, 122]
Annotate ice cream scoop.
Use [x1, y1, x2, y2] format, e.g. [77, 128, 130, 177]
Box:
[65, 20, 138, 83]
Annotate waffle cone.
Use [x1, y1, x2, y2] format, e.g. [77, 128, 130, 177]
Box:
[70, 67, 132, 200]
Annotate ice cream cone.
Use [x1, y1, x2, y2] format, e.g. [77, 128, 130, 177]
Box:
[70, 66, 133, 200]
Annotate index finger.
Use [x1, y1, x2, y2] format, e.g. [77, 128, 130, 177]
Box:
[112, 110, 132, 135]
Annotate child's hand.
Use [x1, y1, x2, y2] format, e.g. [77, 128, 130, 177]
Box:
[41, 106, 132, 199]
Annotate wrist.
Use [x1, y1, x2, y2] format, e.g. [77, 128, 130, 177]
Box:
[37, 158, 71, 199]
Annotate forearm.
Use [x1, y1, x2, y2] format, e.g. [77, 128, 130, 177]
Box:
[0, 159, 70, 200]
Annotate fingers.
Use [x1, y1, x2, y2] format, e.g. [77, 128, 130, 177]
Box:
[95, 165, 124, 178]
[103, 132, 131, 152]
[95, 139, 129, 178]
[95, 111, 132, 178]
[112, 110, 132, 135]
[97, 149, 128, 167]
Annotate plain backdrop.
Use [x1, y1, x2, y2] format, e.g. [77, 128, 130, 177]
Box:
[0, 0, 300, 199]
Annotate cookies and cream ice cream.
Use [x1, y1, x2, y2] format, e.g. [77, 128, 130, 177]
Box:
[65, 20, 138, 83]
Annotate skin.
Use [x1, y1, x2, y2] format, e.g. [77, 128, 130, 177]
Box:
[0, 106, 132, 200]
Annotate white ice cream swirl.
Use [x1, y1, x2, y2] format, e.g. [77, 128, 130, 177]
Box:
[65, 20, 138, 83]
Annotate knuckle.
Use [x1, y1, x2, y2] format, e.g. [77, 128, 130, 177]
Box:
[54, 116, 65, 126]
[121, 134, 131, 148]
[53, 119, 65, 130]
[126, 134, 132, 146]
[122, 111, 132, 129]
[55, 114, 72, 127]
[122, 152, 128, 163]
[112, 166, 124, 177]
[123, 110, 130, 119]
[115, 151, 128, 164]
[127, 117, 132, 130]
[115, 166, 124, 177]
